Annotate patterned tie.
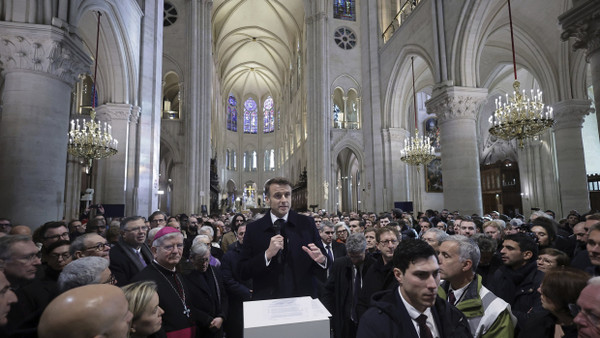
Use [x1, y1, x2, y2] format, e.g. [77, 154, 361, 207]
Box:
[325, 244, 333, 263]
[448, 289, 456, 305]
[416, 314, 433, 338]
[136, 249, 147, 268]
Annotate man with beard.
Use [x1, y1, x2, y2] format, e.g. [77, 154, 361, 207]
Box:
[357, 239, 471, 337]
[132, 227, 195, 337]
[110, 216, 153, 286]
[487, 233, 544, 332]
[356, 227, 400, 319]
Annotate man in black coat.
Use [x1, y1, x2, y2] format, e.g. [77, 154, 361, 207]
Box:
[109, 216, 153, 286]
[488, 233, 544, 332]
[356, 227, 400, 319]
[316, 221, 347, 286]
[321, 233, 375, 338]
[239, 177, 328, 300]
[357, 239, 471, 338]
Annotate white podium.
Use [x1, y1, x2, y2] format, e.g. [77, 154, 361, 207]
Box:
[243, 296, 331, 338]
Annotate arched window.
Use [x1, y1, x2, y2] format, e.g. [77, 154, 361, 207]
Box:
[244, 97, 258, 134]
[263, 96, 274, 133]
[227, 94, 237, 131]
[264, 149, 275, 171]
[334, 0, 355, 21]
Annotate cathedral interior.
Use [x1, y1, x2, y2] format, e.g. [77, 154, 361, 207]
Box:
[0, 0, 599, 227]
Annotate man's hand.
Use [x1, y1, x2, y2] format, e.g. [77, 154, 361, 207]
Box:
[265, 234, 284, 260]
[302, 243, 326, 264]
[210, 317, 223, 329]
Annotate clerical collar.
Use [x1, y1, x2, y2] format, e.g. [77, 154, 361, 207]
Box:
[153, 259, 176, 273]
[270, 212, 288, 224]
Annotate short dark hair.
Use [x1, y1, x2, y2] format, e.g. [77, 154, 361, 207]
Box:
[540, 268, 590, 320]
[530, 217, 558, 243]
[41, 221, 67, 238]
[505, 233, 539, 260]
[44, 240, 71, 255]
[393, 239, 436, 273]
[264, 177, 292, 196]
[120, 216, 145, 230]
[148, 211, 167, 222]
[539, 248, 570, 268]
[376, 226, 399, 243]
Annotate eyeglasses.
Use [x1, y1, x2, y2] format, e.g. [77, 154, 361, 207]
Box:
[14, 252, 42, 263]
[569, 303, 600, 327]
[235, 219, 244, 223]
[323, 231, 334, 235]
[44, 232, 69, 241]
[195, 257, 210, 263]
[103, 274, 117, 285]
[151, 218, 166, 224]
[124, 226, 149, 233]
[48, 252, 71, 260]
[85, 242, 110, 252]
[161, 243, 184, 252]
[337, 229, 348, 234]
[379, 239, 399, 245]
[0, 223, 12, 228]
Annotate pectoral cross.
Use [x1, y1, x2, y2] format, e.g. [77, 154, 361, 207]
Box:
[183, 306, 190, 317]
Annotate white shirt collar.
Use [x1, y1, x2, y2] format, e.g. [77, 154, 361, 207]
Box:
[270, 212, 288, 224]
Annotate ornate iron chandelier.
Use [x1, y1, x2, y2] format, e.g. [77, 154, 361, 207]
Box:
[68, 12, 117, 172]
[401, 56, 436, 167]
[488, 0, 553, 148]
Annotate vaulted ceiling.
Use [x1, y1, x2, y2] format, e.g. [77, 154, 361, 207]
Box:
[212, 0, 305, 100]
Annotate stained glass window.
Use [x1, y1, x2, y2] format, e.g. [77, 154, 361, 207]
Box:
[334, 0, 355, 21]
[263, 96, 274, 133]
[227, 94, 237, 131]
[244, 97, 258, 134]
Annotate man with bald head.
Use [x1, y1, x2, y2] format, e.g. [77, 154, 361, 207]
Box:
[8, 226, 31, 236]
[38, 284, 132, 338]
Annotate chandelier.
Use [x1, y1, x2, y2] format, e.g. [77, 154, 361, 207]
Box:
[67, 12, 117, 172]
[401, 56, 436, 168]
[488, 0, 554, 148]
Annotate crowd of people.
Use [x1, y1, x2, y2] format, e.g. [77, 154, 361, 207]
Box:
[0, 179, 599, 338]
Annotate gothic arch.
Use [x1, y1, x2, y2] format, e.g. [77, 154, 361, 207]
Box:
[384, 47, 435, 129]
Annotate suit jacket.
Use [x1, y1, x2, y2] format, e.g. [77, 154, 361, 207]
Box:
[316, 240, 348, 285]
[357, 289, 471, 338]
[109, 238, 153, 286]
[239, 210, 328, 299]
[321, 255, 376, 338]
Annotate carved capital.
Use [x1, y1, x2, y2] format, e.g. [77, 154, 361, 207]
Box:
[425, 86, 488, 124]
[130, 106, 141, 124]
[552, 99, 594, 131]
[0, 23, 91, 85]
[559, 1, 600, 60]
[95, 103, 134, 122]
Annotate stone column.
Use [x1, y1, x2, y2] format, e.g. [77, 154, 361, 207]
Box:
[0, 25, 90, 227]
[553, 99, 593, 215]
[560, 1, 600, 140]
[426, 86, 488, 215]
[305, 2, 332, 212]
[95, 103, 133, 206]
[387, 128, 411, 204]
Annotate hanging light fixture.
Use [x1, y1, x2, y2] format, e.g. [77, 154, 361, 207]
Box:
[68, 12, 118, 172]
[488, 0, 553, 148]
[401, 56, 436, 168]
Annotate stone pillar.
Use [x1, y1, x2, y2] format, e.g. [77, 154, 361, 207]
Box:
[553, 99, 593, 215]
[95, 103, 134, 206]
[305, 2, 332, 212]
[388, 128, 411, 204]
[0, 25, 90, 227]
[560, 1, 600, 140]
[426, 86, 488, 215]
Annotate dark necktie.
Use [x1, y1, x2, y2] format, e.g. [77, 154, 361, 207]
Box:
[416, 314, 433, 338]
[325, 245, 333, 263]
[136, 249, 147, 268]
[351, 266, 361, 322]
[273, 219, 285, 264]
[448, 289, 456, 305]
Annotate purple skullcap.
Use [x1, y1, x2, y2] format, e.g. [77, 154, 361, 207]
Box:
[153, 226, 180, 241]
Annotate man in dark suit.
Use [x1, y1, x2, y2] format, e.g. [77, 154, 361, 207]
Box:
[357, 239, 471, 338]
[239, 177, 328, 300]
[316, 221, 347, 285]
[322, 233, 375, 338]
[109, 216, 153, 286]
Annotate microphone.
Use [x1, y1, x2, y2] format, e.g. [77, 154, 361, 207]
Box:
[273, 219, 282, 235]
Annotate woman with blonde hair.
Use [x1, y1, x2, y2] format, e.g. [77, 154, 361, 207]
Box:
[122, 281, 165, 338]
